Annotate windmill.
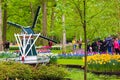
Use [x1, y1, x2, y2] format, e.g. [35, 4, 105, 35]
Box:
[7, 6, 57, 63]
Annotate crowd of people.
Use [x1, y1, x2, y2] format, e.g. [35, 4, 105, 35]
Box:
[87, 36, 120, 55]
[72, 35, 120, 55]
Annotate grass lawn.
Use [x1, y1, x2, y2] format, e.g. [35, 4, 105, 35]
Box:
[57, 59, 84, 66]
[66, 68, 120, 80]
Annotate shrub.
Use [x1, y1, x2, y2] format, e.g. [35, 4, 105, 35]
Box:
[37, 53, 58, 64]
[49, 54, 58, 64]
[37, 65, 69, 80]
[0, 61, 33, 80]
[0, 61, 69, 80]
[9, 46, 19, 50]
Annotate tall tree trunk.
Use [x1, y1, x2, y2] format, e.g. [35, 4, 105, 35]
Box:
[62, 14, 66, 53]
[3, 0, 7, 43]
[50, 6, 55, 39]
[116, 0, 120, 32]
[42, 0, 47, 45]
[83, 0, 87, 80]
[30, 2, 34, 24]
[0, 0, 3, 51]
[61, 0, 66, 53]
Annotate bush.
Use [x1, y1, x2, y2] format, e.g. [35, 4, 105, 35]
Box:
[0, 61, 69, 80]
[49, 54, 58, 64]
[9, 46, 19, 50]
[36, 65, 69, 80]
[37, 53, 58, 64]
[0, 61, 33, 80]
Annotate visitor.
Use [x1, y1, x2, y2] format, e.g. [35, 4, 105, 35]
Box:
[105, 36, 113, 54]
[48, 40, 53, 49]
[3, 41, 10, 52]
[77, 39, 82, 49]
[72, 36, 77, 53]
[100, 39, 107, 54]
[91, 40, 98, 54]
[113, 37, 120, 55]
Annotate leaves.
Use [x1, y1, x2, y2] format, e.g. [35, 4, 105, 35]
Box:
[4, 0, 120, 42]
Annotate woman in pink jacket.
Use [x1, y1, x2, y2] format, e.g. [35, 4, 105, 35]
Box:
[113, 38, 120, 55]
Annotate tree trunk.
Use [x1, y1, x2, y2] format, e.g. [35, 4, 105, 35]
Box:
[30, 2, 34, 24]
[0, 0, 3, 51]
[83, 0, 87, 80]
[116, 0, 120, 32]
[50, 6, 55, 39]
[62, 14, 66, 53]
[3, 0, 7, 43]
[42, 0, 47, 45]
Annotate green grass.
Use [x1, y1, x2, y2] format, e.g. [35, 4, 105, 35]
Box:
[66, 68, 120, 80]
[57, 59, 84, 66]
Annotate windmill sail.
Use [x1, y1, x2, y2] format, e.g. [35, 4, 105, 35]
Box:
[39, 35, 57, 43]
[31, 6, 40, 29]
[7, 21, 27, 33]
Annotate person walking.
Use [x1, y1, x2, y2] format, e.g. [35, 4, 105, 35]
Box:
[77, 40, 82, 49]
[105, 36, 113, 54]
[113, 37, 120, 55]
[72, 36, 77, 53]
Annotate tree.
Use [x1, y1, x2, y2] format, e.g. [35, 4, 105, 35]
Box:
[83, 1, 87, 80]
[42, 0, 47, 45]
[2, 0, 7, 43]
[0, 0, 3, 51]
[5, 0, 120, 43]
[50, 1, 56, 39]
[70, 0, 87, 79]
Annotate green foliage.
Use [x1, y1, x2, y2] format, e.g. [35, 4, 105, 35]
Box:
[9, 46, 19, 50]
[36, 65, 69, 80]
[0, 52, 19, 58]
[49, 55, 58, 64]
[0, 61, 33, 80]
[0, 61, 69, 80]
[3, 0, 120, 42]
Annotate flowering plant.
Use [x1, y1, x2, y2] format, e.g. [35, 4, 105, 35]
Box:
[83, 54, 120, 72]
[37, 53, 58, 64]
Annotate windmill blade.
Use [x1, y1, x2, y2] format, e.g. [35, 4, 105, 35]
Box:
[39, 35, 58, 43]
[7, 21, 27, 33]
[31, 6, 40, 29]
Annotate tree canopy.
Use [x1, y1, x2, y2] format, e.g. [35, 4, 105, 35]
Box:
[1, 0, 120, 43]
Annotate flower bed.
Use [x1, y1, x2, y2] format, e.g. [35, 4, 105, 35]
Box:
[37, 53, 58, 64]
[85, 54, 120, 73]
[58, 53, 92, 59]
[0, 52, 19, 58]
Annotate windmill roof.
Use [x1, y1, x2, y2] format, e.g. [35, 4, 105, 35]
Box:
[24, 27, 34, 34]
